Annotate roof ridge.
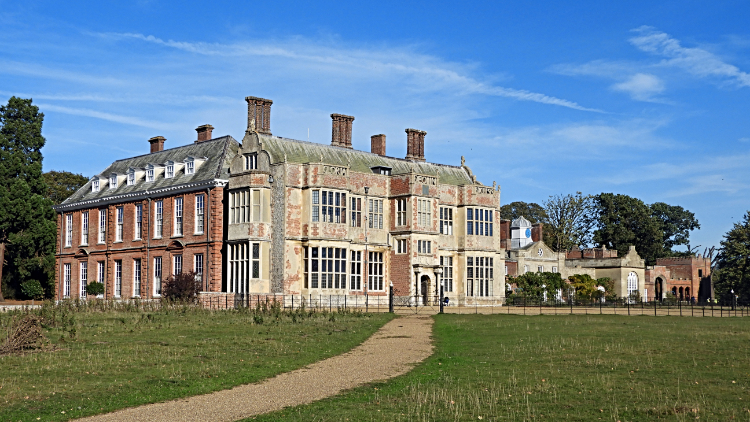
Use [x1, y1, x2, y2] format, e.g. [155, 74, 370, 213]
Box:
[264, 135, 465, 170]
[111, 136, 234, 164]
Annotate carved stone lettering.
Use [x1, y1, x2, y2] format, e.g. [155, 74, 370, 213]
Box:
[322, 165, 347, 177]
[475, 186, 493, 195]
[413, 175, 437, 186]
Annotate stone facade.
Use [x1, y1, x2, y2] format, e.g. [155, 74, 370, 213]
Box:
[227, 97, 505, 302]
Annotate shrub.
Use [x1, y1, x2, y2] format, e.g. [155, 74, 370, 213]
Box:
[85, 282, 105, 296]
[20, 280, 44, 300]
[162, 271, 201, 302]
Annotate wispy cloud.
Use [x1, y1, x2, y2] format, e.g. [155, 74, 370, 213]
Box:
[611, 73, 665, 101]
[38, 104, 172, 130]
[0, 60, 124, 86]
[630, 26, 750, 88]
[103, 32, 603, 113]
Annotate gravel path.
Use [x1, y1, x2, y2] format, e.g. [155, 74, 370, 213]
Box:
[77, 315, 434, 422]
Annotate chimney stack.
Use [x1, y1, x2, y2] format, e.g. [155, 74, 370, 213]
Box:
[405, 128, 426, 162]
[371, 134, 386, 155]
[245, 96, 273, 134]
[149, 136, 166, 153]
[195, 124, 214, 143]
[331, 114, 355, 148]
[531, 223, 544, 242]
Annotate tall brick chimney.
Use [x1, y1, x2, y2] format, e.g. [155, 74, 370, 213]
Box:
[149, 136, 166, 153]
[195, 124, 214, 143]
[331, 114, 355, 148]
[245, 96, 273, 134]
[405, 128, 426, 162]
[531, 223, 544, 242]
[371, 134, 386, 155]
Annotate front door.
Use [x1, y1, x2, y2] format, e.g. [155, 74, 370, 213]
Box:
[420, 275, 429, 305]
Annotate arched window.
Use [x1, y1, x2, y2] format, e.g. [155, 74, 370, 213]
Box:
[627, 272, 638, 298]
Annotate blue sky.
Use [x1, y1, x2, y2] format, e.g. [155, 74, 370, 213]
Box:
[2, 1, 749, 251]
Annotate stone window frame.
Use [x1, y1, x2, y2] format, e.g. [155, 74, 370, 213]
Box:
[350, 250, 362, 291]
[306, 246, 347, 290]
[440, 256, 454, 293]
[417, 240, 432, 254]
[350, 196, 362, 227]
[439, 207, 453, 235]
[396, 239, 408, 254]
[114, 260, 122, 298]
[245, 153, 258, 170]
[466, 207, 493, 237]
[133, 259, 142, 298]
[98, 209, 106, 244]
[174, 197, 183, 236]
[417, 199, 431, 229]
[368, 251, 384, 291]
[65, 213, 73, 247]
[467, 256, 493, 297]
[63, 263, 71, 298]
[229, 189, 262, 224]
[311, 189, 346, 224]
[368, 198, 384, 230]
[227, 242, 260, 294]
[396, 198, 407, 227]
[79, 261, 88, 298]
[153, 256, 162, 297]
[134, 204, 143, 240]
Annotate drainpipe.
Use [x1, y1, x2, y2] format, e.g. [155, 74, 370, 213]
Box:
[146, 196, 151, 298]
[206, 187, 211, 292]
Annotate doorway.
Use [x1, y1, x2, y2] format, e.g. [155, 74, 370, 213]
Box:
[420, 275, 430, 305]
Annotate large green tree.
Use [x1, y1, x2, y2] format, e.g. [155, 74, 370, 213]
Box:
[650, 202, 701, 254]
[542, 192, 595, 251]
[43, 170, 88, 205]
[714, 211, 750, 304]
[500, 201, 547, 223]
[592, 193, 663, 265]
[0, 97, 57, 300]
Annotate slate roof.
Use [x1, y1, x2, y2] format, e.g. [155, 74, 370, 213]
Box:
[56, 136, 239, 210]
[257, 134, 476, 186]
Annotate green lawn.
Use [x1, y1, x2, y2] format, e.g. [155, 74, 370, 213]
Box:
[0, 303, 393, 421]
[251, 314, 750, 421]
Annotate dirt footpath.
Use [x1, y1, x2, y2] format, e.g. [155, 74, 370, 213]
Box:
[77, 315, 434, 422]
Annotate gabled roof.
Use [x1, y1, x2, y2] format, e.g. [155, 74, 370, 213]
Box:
[256, 133, 476, 186]
[56, 136, 239, 210]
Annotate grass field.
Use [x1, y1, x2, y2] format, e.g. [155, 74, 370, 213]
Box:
[251, 314, 750, 421]
[0, 302, 394, 421]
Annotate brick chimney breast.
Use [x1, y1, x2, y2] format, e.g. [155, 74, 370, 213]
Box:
[331, 114, 355, 149]
[195, 124, 214, 143]
[405, 128, 426, 162]
[245, 96, 273, 134]
[371, 134, 386, 155]
[149, 136, 166, 154]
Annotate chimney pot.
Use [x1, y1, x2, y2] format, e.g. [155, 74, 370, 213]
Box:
[195, 124, 214, 143]
[148, 136, 166, 154]
[405, 128, 426, 161]
[331, 114, 355, 149]
[245, 96, 273, 134]
[371, 134, 386, 155]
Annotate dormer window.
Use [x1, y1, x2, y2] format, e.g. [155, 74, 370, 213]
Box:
[245, 153, 258, 170]
[92, 179, 100, 193]
[371, 166, 392, 176]
[109, 174, 118, 189]
[165, 162, 174, 178]
[127, 171, 135, 186]
[146, 166, 154, 182]
[186, 160, 195, 175]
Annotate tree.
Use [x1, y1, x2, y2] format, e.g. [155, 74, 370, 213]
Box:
[162, 271, 201, 302]
[592, 193, 663, 265]
[650, 202, 700, 254]
[510, 271, 567, 299]
[43, 170, 88, 205]
[0, 97, 57, 300]
[542, 192, 595, 251]
[714, 211, 750, 304]
[500, 201, 547, 223]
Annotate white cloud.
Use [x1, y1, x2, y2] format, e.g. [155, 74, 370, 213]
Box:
[104, 32, 602, 113]
[38, 104, 173, 130]
[611, 73, 665, 100]
[630, 26, 750, 88]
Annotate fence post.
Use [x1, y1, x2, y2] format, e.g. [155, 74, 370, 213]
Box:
[679, 299, 682, 317]
[389, 285, 394, 313]
[627, 299, 630, 316]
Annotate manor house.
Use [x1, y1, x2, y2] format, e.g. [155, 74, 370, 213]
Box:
[54, 96, 505, 303]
